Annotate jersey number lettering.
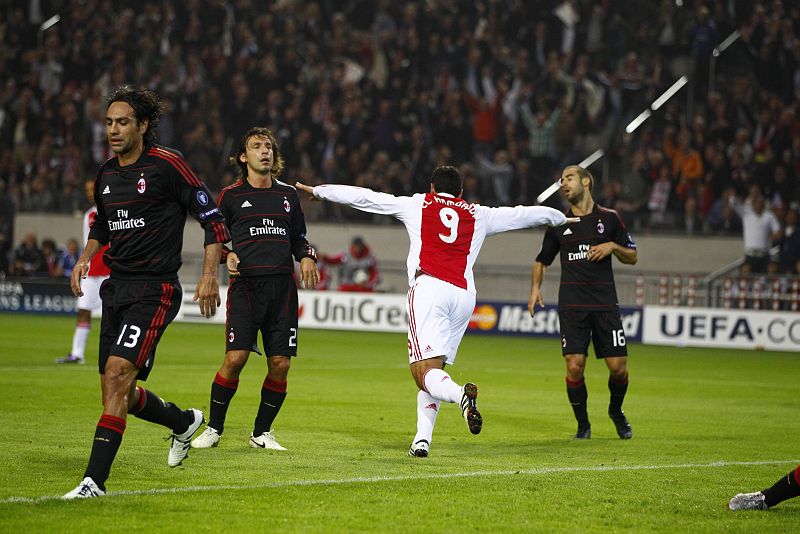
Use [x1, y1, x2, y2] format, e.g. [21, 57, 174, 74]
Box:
[612, 329, 626, 347]
[289, 327, 297, 347]
[116, 324, 142, 348]
[438, 207, 459, 244]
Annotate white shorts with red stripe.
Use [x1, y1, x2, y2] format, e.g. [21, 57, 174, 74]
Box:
[406, 274, 475, 365]
[77, 275, 109, 311]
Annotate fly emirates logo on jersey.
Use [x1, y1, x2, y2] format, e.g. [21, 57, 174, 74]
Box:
[250, 218, 287, 236]
[108, 209, 145, 231]
[568, 243, 591, 261]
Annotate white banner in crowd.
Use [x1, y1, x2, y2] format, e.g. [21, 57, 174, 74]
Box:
[643, 306, 800, 352]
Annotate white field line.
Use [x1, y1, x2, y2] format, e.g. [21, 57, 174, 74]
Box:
[3, 459, 798, 505]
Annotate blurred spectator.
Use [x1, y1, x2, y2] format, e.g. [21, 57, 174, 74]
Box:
[679, 197, 704, 236]
[735, 190, 782, 273]
[476, 150, 513, 207]
[13, 232, 47, 277]
[463, 69, 502, 161]
[323, 236, 379, 292]
[707, 188, 743, 235]
[519, 102, 560, 191]
[646, 163, 673, 228]
[60, 237, 81, 278]
[0, 179, 14, 274]
[664, 128, 703, 201]
[41, 238, 61, 277]
[779, 208, 800, 274]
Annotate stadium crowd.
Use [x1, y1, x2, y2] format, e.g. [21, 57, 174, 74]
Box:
[1, 0, 799, 276]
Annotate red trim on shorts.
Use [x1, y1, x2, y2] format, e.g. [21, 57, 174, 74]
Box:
[136, 283, 174, 368]
[407, 284, 422, 360]
[566, 377, 585, 388]
[263, 377, 287, 393]
[97, 414, 126, 435]
[214, 373, 240, 390]
[225, 278, 233, 342]
[129, 386, 147, 414]
[794, 466, 800, 486]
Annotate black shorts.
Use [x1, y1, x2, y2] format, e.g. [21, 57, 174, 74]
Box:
[225, 275, 298, 357]
[558, 310, 628, 359]
[98, 279, 182, 380]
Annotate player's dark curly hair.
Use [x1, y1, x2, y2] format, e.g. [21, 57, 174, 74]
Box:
[230, 127, 285, 179]
[431, 165, 463, 197]
[105, 85, 162, 146]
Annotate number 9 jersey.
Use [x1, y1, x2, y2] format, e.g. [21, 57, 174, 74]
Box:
[311, 185, 568, 294]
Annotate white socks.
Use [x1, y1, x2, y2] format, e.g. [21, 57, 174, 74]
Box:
[71, 323, 90, 359]
[423, 368, 463, 404]
[413, 390, 440, 445]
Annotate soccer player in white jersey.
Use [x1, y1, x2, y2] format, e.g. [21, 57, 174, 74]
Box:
[296, 166, 575, 457]
[57, 179, 111, 364]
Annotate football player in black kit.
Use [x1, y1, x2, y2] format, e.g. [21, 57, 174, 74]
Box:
[64, 86, 230, 499]
[191, 127, 319, 451]
[528, 165, 637, 440]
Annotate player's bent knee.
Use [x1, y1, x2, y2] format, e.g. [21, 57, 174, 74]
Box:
[223, 351, 250, 374]
[267, 355, 291, 375]
[606, 356, 628, 376]
[410, 357, 444, 390]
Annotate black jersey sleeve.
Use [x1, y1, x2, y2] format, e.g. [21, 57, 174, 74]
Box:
[88, 168, 110, 245]
[611, 210, 636, 249]
[289, 189, 317, 262]
[162, 153, 230, 247]
[216, 190, 233, 263]
[535, 225, 560, 266]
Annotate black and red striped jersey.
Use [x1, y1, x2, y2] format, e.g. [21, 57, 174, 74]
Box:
[217, 178, 315, 277]
[536, 203, 636, 311]
[88, 144, 230, 281]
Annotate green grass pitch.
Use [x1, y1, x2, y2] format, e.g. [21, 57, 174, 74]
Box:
[0, 313, 798, 532]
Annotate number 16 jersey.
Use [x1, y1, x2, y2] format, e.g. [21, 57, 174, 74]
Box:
[312, 185, 567, 294]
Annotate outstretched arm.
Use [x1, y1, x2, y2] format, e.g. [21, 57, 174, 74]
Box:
[482, 204, 577, 236]
[296, 182, 411, 218]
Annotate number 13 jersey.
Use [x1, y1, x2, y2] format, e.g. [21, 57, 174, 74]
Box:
[312, 186, 567, 294]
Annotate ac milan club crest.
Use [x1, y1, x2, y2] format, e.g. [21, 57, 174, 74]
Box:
[137, 178, 146, 194]
[228, 329, 235, 343]
[596, 221, 605, 234]
[284, 197, 290, 212]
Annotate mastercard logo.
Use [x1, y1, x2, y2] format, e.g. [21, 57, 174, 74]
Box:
[469, 305, 498, 330]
